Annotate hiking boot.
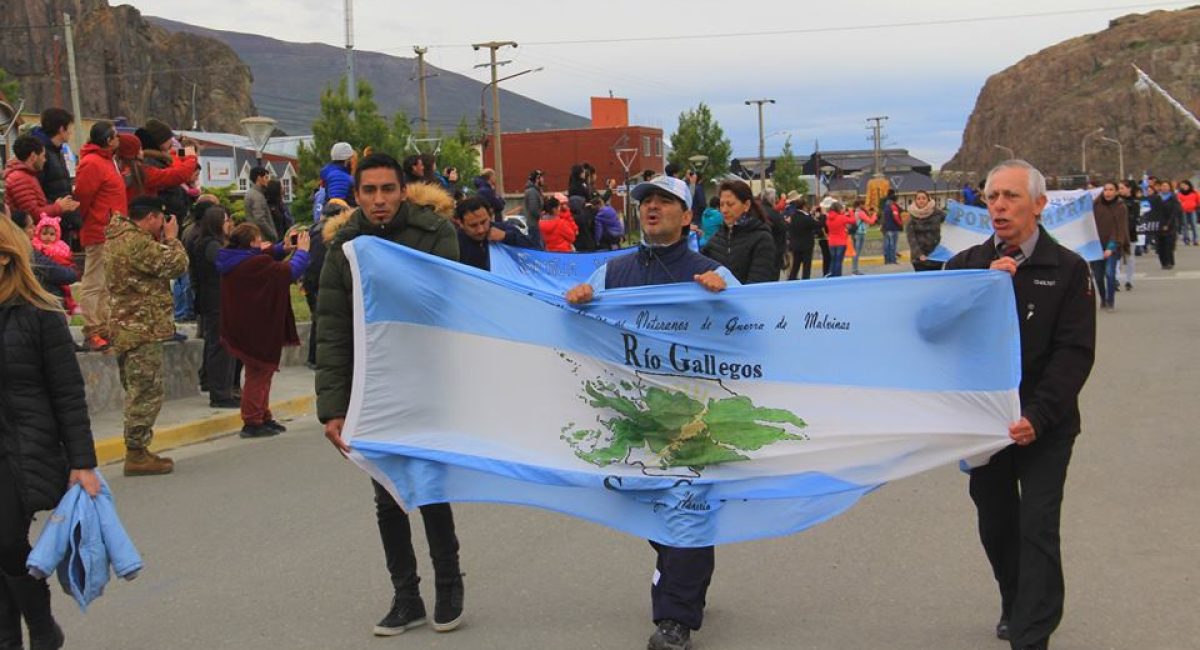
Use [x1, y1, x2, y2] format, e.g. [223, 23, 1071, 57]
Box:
[373, 594, 426, 636]
[432, 573, 464, 632]
[84, 334, 110, 352]
[239, 424, 280, 439]
[123, 448, 174, 476]
[263, 419, 287, 433]
[648, 619, 691, 650]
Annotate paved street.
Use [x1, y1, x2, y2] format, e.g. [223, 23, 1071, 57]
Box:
[50, 249, 1199, 650]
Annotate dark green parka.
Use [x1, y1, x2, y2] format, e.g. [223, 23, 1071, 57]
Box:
[314, 202, 458, 422]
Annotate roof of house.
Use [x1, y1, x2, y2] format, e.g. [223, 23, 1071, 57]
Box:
[177, 130, 312, 159]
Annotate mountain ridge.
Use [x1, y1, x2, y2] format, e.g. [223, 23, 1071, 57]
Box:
[147, 16, 588, 136]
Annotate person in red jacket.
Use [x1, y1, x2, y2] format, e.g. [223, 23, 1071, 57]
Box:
[824, 201, 855, 277]
[1177, 179, 1199, 246]
[73, 121, 127, 351]
[2, 135, 80, 221]
[116, 134, 198, 215]
[539, 195, 578, 252]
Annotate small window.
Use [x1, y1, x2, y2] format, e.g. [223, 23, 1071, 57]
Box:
[238, 177, 248, 191]
[282, 177, 293, 202]
[656, 138, 664, 157]
[643, 136, 652, 157]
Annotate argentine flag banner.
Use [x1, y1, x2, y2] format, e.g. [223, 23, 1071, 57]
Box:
[343, 238, 1020, 547]
[488, 243, 632, 293]
[930, 192, 1103, 262]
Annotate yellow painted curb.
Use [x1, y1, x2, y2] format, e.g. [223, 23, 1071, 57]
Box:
[94, 395, 315, 465]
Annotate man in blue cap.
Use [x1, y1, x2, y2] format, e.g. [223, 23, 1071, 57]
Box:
[566, 174, 736, 650]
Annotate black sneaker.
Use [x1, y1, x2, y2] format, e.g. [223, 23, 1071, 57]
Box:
[373, 595, 426, 636]
[263, 419, 287, 433]
[432, 573, 465, 632]
[239, 424, 279, 439]
[996, 618, 1010, 640]
[648, 619, 691, 650]
[1125, 282, 1133, 291]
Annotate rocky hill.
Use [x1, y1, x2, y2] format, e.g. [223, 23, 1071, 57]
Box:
[0, 0, 255, 132]
[946, 7, 1200, 179]
[147, 17, 589, 136]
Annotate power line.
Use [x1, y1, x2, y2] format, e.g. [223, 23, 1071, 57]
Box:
[372, 2, 1191, 50]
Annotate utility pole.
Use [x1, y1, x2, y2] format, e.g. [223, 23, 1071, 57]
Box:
[412, 47, 438, 137]
[472, 40, 517, 195]
[866, 116, 888, 178]
[63, 13, 84, 153]
[344, 0, 357, 109]
[745, 99, 775, 195]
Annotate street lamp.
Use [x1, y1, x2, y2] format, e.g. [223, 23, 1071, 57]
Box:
[993, 144, 1015, 159]
[1099, 136, 1125, 180]
[240, 116, 276, 167]
[688, 154, 708, 174]
[745, 99, 775, 196]
[1080, 127, 1104, 176]
[477, 66, 542, 194]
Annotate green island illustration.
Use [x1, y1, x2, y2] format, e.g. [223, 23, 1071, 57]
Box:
[560, 377, 809, 472]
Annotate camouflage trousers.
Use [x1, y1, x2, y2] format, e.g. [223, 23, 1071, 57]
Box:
[118, 342, 165, 450]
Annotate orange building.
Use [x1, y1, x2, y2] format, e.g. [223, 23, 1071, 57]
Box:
[483, 96, 665, 200]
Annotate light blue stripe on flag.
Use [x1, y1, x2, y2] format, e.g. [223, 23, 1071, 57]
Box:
[488, 244, 632, 293]
[341, 239, 1019, 547]
[930, 194, 1102, 262]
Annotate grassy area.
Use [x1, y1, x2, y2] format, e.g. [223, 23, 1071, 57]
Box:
[292, 284, 311, 321]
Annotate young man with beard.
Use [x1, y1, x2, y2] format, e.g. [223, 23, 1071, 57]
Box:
[315, 153, 465, 637]
[566, 175, 736, 650]
[945, 160, 1095, 650]
[453, 195, 535, 271]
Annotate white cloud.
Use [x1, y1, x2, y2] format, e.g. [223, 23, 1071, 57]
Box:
[124, 0, 1190, 164]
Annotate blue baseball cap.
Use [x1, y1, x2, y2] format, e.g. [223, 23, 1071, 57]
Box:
[630, 175, 692, 211]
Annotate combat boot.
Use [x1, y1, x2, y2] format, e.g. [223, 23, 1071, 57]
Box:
[124, 448, 174, 476]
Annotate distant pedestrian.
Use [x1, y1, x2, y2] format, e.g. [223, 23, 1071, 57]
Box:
[879, 188, 903, 264]
[824, 201, 854, 277]
[593, 193, 625, 250]
[850, 199, 877, 275]
[473, 169, 506, 218]
[1149, 179, 1182, 269]
[187, 205, 238, 408]
[1176, 179, 1198, 246]
[523, 170, 545, 249]
[104, 196, 189, 476]
[264, 179, 294, 240]
[321, 142, 356, 203]
[453, 196, 536, 271]
[217, 223, 310, 438]
[31, 108, 80, 248]
[1091, 181, 1129, 311]
[242, 167, 278, 243]
[905, 190, 945, 272]
[539, 195, 578, 252]
[73, 121, 126, 352]
[0, 215, 100, 650]
[1117, 180, 1141, 290]
[697, 196, 722, 248]
[787, 198, 820, 280]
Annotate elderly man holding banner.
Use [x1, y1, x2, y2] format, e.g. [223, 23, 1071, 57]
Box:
[946, 160, 1096, 650]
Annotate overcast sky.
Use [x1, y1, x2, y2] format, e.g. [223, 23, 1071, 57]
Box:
[124, 0, 1188, 166]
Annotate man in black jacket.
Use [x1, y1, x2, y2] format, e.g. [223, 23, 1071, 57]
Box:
[452, 196, 535, 271]
[32, 108, 81, 248]
[945, 160, 1095, 650]
[786, 198, 820, 280]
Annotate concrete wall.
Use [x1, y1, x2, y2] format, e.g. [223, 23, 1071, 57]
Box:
[80, 322, 312, 416]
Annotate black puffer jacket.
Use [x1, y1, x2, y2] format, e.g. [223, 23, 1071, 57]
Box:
[188, 235, 223, 315]
[702, 216, 778, 284]
[0, 301, 97, 515]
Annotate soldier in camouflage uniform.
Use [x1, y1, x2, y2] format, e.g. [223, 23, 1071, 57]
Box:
[104, 196, 189, 476]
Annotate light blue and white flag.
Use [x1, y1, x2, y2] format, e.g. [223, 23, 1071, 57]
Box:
[930, 192, 1103, 262]
[488, 243, 632, 293]
[342, 238, 1020, 547]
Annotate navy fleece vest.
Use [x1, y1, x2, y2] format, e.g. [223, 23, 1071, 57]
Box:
[604, 239, 720, 289]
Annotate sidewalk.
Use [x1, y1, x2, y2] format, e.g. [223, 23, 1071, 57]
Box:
[89, 365, 316, 465]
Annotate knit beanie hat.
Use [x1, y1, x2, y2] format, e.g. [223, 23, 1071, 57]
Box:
[117, 133, 142, 160]
[141, 119, 175, 149]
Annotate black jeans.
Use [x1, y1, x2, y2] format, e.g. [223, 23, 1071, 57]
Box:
[969, 435, 1075, 649]
[818, 240, 831, 276]
[199, 307, 235, 401]
[0, 462, 32, 577]
[372, 480, 460, 595]
[787, 244, 814, 280]
[1157, 232, 1176, 267]
[305, 292, 318, 366]
[649, 541, 714, 631]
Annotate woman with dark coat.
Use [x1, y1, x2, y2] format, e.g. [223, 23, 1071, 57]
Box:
[188, 205, 238, 407]
[702, 179, 777, 284]
[904, 190, 945, 272]
[217, 223, 310, 438]
[1117, 180, 1141, 290]
[264, 180, 294, 242]
[1091, 181, 1130, 311]
[0, 215, 100, 650]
